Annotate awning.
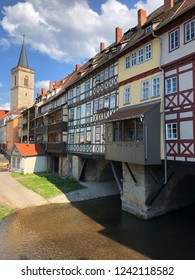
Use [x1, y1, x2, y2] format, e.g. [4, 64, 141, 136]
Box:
[105, 102, 160, 122]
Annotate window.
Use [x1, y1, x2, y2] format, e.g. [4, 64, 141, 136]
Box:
[69, 89, 74, 100]
[169, 28, 179, 51]
[86, 129, 91, 143]
[138, 49, 144, 63]
[24, 75, 29, 87]
[86, 103, 91, 116]
[152, 76, 160, 97]
[99, 98, 104, 110]
[105, 68, 109, 80]
[104, 96, 109, 108]
[76, 86, 81, 96]
[69, 133, 74, 144]
[94, 100, 98, 113]
[109, 65, 114, 77]
[124, 86, 131, 104]
[69, 108, 74, 120]
[145, 44, 152, 60]
[131, 52, 137, 66]
[14, 76, 17, 86]
[77, 107, 81, 119]
[136, 119, 144, 141]
[165, 77, 177, 94]
[138, 48, 144, 64]
[125, 55, 131, 69]
[17, 157, 20, 169]
[85, 80, 90, 91]
[100, 71, 104, 82]
[166, 123, 177, 140]
[110, 95, 116, 109]
[12, 157, 16, 168]
[95, 126, 101, 142]
[146, 25, 152, 34]
[141, 80, 149, 100]
[185, 19, 195, 43]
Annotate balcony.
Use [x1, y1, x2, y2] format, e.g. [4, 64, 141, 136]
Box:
[48, 122, 67, 132]
[47, 142, 67, 154]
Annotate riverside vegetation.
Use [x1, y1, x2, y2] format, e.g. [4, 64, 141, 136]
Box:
[0, 172, 85, 222]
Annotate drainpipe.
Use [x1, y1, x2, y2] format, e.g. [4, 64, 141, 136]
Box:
[152, 31, 167, 184]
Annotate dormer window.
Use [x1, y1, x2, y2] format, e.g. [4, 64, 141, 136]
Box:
[145, 25, 152, 34]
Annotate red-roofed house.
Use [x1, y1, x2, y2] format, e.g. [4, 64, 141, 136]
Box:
[10, 143, 47, 174]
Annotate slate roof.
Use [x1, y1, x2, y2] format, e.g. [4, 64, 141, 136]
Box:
[105, 102, 160, 122]
[17, 35, 29, 68]
[14, 143, 45, 156]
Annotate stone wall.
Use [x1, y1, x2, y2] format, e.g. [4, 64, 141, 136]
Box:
[122, 162, 195, 219]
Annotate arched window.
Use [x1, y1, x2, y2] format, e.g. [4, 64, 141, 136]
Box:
[24, 75, 29, 87]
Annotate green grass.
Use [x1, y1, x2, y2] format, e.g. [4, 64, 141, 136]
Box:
[11, 172, 85, 199]
[0, 206, 14, 222]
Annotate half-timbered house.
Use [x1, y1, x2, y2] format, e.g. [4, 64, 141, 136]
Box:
[67, 28, 126, 181]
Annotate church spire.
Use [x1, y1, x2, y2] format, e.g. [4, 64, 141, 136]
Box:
[17, 35, 29, 68]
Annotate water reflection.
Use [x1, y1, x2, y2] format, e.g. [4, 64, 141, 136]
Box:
[0, 195, 195, 260]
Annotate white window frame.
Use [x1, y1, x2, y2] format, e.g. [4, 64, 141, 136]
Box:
[123, 86, 131, 104]
[131, 52, 137, 66]
[141, 80, 149, 100]
[185, 19, 195, 43]
[170, 28, 179, 51]
[166, 123, 178, 140]
[165, 77, 177, 94]
[110, 94, 116, 109]
[125, 55, 131, 69]
[152, 76, 160, 97]
[145, 44, 152, 60]
[138, 48, 144, 64]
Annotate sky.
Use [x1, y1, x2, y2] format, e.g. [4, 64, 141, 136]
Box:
[0, 0, 164, 110]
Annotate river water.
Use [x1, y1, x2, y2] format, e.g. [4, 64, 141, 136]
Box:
[0, 195, 195, 260]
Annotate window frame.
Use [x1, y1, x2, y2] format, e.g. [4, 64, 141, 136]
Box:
[184, 18, 195, 43]
[169, 28, 179, 52]
[166, 123, 178, 140]
[141, 80, 149, 100]
[123, 86, 131, 105]
[151, 76, 160, 97]
[165, 77, 177, 95]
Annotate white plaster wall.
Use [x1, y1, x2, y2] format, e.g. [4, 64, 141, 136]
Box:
[23, 156, 47, 174]
[161, 23, 195, 66]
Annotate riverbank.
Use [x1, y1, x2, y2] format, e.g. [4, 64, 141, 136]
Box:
[0, 170, 119, 221]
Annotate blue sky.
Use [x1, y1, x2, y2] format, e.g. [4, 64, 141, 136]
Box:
[0, 0, 164, 110]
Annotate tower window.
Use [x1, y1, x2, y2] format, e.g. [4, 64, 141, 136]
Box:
[24, 75, 29, 87]
[25, 93, 28, 96]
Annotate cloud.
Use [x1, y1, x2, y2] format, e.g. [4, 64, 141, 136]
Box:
[35, 80, 50, 91]
[0, 102, 10, 110]
[1, 0, 164, 63]
[0, 38, 10, 51]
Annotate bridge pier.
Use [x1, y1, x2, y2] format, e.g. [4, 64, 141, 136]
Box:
[121, 163, 195, 219]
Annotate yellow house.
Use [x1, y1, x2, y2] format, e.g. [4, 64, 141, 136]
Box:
[104, 6, 166, 219]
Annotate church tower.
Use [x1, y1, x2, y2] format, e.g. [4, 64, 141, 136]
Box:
[10, 36, 35, 110]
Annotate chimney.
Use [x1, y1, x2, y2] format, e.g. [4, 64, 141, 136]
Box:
[100, 42, 105, 52]
[75, 64, 80, 72]
[115, 27, 122, 43]
[164, 0, 174, 10]
[138, 9, 147, 27]
[49, 81, 53, 91]
[41, 88, 47, 95]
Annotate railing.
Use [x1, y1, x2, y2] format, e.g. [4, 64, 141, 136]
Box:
[47, 142, 66, 154]
[68, 143, 105, 154]
[105, 141, 145, 164]
[48, 122, 67, 132]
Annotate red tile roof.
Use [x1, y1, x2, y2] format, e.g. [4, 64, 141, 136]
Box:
[0, 110, 9, 119]
[14, 143, 45, 156]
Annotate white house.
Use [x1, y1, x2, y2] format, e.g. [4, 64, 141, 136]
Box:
[10, 143, 47, 174]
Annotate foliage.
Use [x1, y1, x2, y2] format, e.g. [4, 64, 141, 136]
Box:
[11, 172, 85, 199]
[0, 206, 14, 222]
